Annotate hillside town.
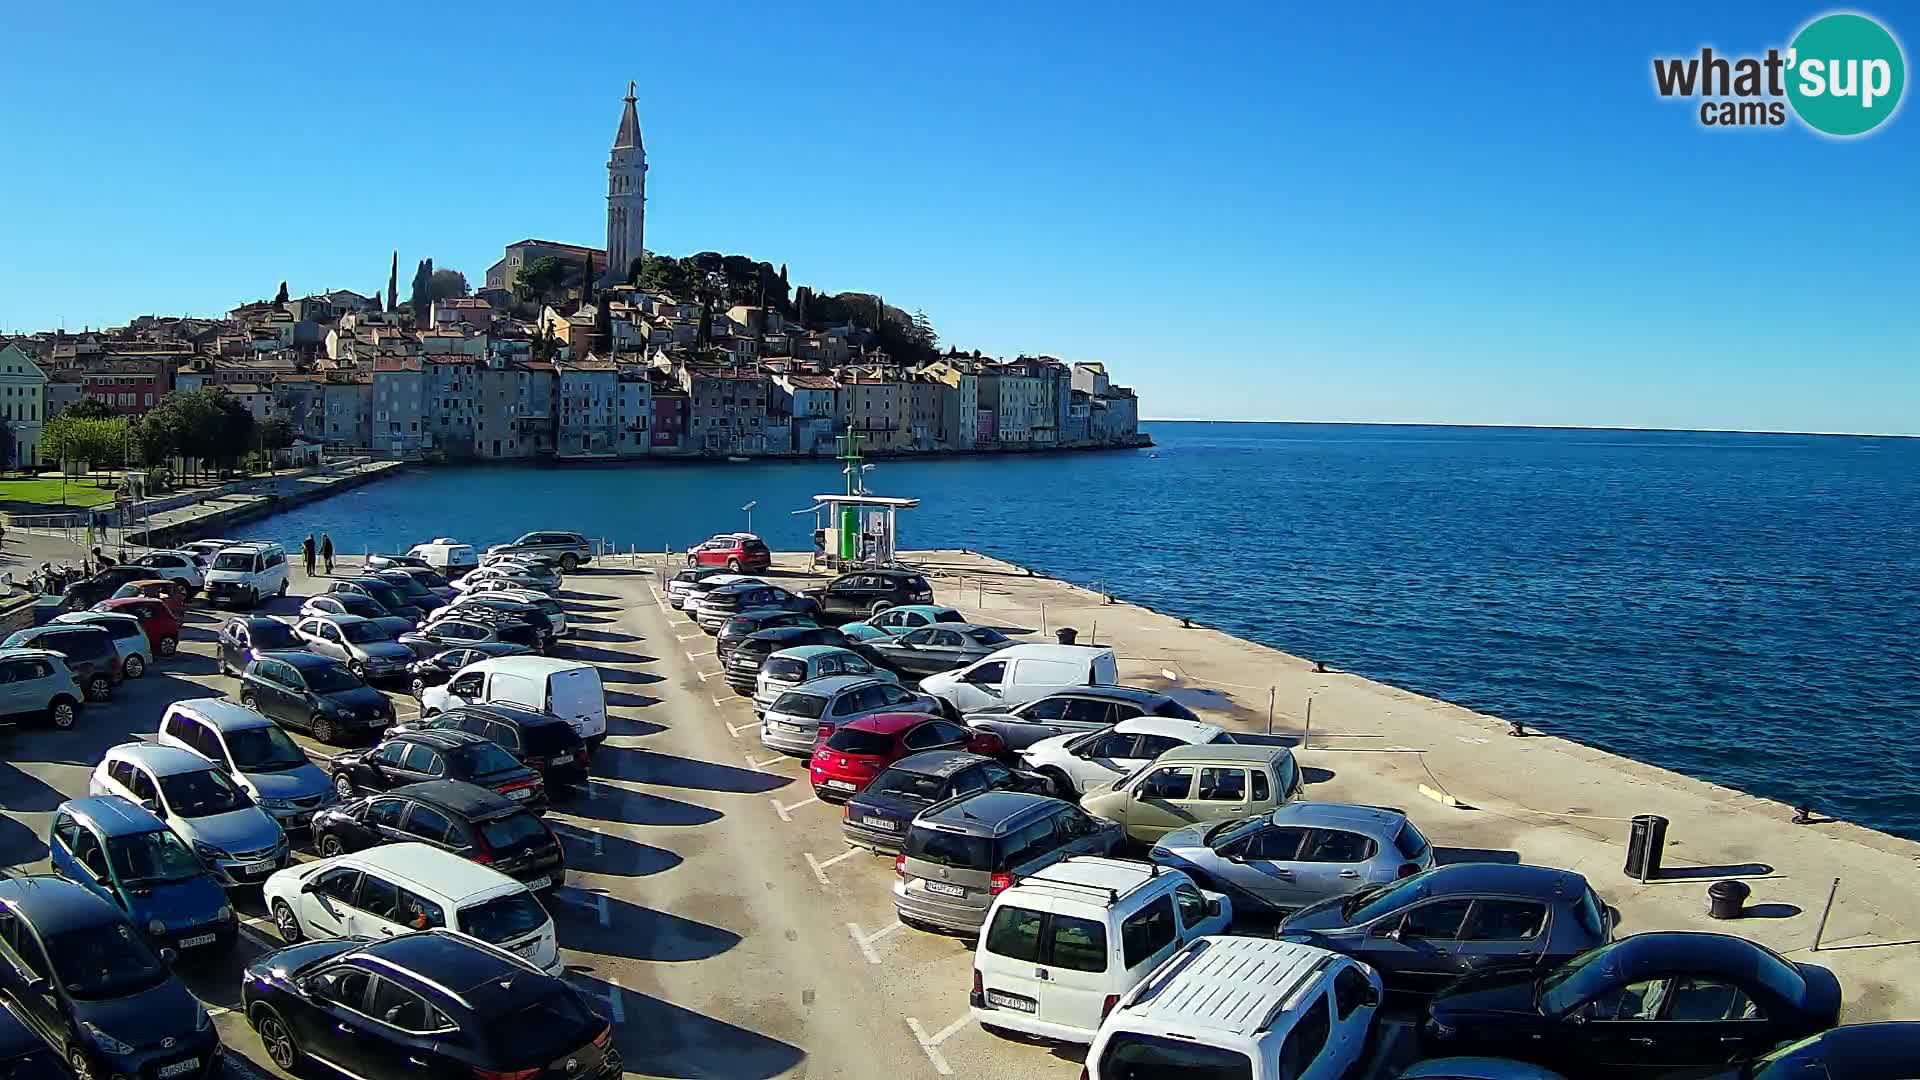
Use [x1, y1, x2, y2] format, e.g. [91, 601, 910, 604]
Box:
[0, 87, 1144, 469]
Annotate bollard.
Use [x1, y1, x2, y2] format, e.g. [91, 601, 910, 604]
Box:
[1040, 604, 1047, 635]
[1811, 877, 1840, 951]
[1267, 687, 1276, 735]
[1302, 696, 1313, 749]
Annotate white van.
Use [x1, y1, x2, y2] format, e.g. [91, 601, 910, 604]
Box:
[972, 857, 1231, 1044]
[407, 538, 480, 575]
[922, 643, 1120, 715]
[1086, 936, 1384, 1080]
[203, 542, 290, 608]
[419, 655, 607, 746]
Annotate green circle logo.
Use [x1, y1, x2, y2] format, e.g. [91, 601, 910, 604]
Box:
[1787, 13, 1906, 136]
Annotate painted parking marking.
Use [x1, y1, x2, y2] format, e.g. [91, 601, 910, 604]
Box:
[695, 669, 723, 682]
[554, 823, 605, 856]
[237, 922, 280, 950]
[711, 695, 735, 709]
[804, 848, 858, 887]
[678, 633, 703, 642]
[550, 886, 612, 927]
[726, 718, 762, 738]
[905, 1013, 971, 1076]
[742, 752, 791, 772]
[846, 920, 904, 965]
[771, 794, 818, 822]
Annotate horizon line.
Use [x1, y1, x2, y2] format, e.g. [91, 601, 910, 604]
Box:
[1139, 418, 1919, 440]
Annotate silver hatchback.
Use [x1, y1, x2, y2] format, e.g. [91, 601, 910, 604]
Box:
[759, 674, 937, 755]
[1148, 801, 1435, 914]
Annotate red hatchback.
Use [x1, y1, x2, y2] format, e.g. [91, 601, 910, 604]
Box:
[810, 713, 1004, 802]
[687, 533, 772, 572]
[92, 596, 183, 657]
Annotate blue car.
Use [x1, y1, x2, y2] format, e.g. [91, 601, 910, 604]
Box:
[48, 797, 236, 957]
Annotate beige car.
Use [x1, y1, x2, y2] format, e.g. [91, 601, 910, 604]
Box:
[1081, 743, 1303, 844]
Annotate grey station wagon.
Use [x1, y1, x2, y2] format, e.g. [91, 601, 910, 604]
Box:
[893, 790, 1123, 934]
[1149, 802, 1436, 914]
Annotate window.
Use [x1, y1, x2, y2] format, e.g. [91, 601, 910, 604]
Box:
[1462, 900, 1548, 941]
[108, 760, 138, 789]
[1393, 821, 1431, 861]
[312, 967, 372, 1010]
[1665, 978, 1764, 1021]
[403, 804, 456, 845]
[364, 798, 407, 830]
[1241, 826, 1308, 861]
[402, 745, 444, 776]
[1400, 899, 1471, 940]
[1250, 769, 1270, 802]
[999, 817, 1060, 868]
[394, 889, 447, 932]
[1050, 914, 1109, 973]
[313, 867, 361, 903]
[1333, 966, 1373, 1020]
[1099, 1034, 1253, 1080]
[127, 768, 159, 806]
[1134, 735, 1186, 759]
[965, 661, 1005, 685]
[1121, 896, 1178, 969]
[1175, 883, 1209, 928]
[1137, 766, 1193, 801]
[372, 742, 410, 767]
[1301, 829, 1376, 864]
[1278, 993, 1332, 1078]
[355, 874, 402, 921]
[1582, 979, 1669, 1021]
[1061, 698, 1116, 726]
[1196, 768, 1247, 802]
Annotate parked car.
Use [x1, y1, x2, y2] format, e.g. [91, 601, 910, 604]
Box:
[111, 578, 189, 619]
[418, 655, 607, 747]
[694, 583, 819, 634]
[216, 615, 306, 677]
[325, 577, 426, 623]
[404, 538, 480, 575]
[291, 614, 417, 682]
[157, 698, 336, 831]
[751, 643, 896, 710]
[1087, 936, 1383, 1080]
[1, 624, 120, 701]
[299, 591, 389, 622]
[1422, 932, 1841, 1076]
[837, 604, 968, 642]
[362, 551, 431, 571]
[1020, 715, 1235, 797]
[55, 565, 156, 611]
[0, 995, 73, 1077]
[397, 704, 590, 790]
[89, 743, 290, 887]
[202, 541, 290, 607]
[378, 564, 456, 601]
[485, 530, 595, 572]
[89, 596, 181, 657]
[433, 596, 558, 651]
[0, 648, 85, 729]
[239, 929, 618, 1080]
[666, 566, 737, 608]
[49, 797, 236, 957]
[893, 790, 1123, 934]
[129, 549, 205, 593]
[1281, 863, 1615, 994]
[859, 623, 1012, 677]
[727, 626, 885, 696]
[1675, 1022, 1920, 1080]
[308, 780, 566, 890]
[405, 641, 533, 696]
[1398, 1061, 1571, 1080]
[922, 642, 1121, 716]
[681, 574, 763, 618]
[441, 585, 567, 636]
[49, 611, 153, 679]
[0, 874, 221, 1080]
[479, 550, 564, 574]
[1084, 743, 1305, 844]
[760, 675, 938, 755]
[238, 651, 394, 745]
[1150, 802, 1435, 914]
[398, 613, 543, 657]
[330, 729, 547, 811]
[967, 685, 1203, 751]
[453, 564, 558, 597]
[686, 532, 771, 572]
[716, 610, 820, 663]
[804, 568, 934, 619]
[842, 751, 1049, 855]
[971, 857, 1231, 1044]
[811, 713, 1004, 802]
[371, 569, 446, 613]
[181, 538, 239, 562]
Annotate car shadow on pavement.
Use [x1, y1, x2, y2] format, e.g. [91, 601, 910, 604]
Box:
[1434, 846, 1521, 865]
[603, 715, 667, 738]
[564, 783, 723, 827]
[559, 590, 616, 602]
[596, 667, 663, 686]
[565, 645, 656, 667]
[0, 813, 50, 866]
[569, 627, 642, 644]
[591, 748, 793, 795]
[564, 970, 805, 1080]
[552, 893, 740, 962]
[604, 689, 663, 710]
[560, 601, 619, 613]
[548, 823, 685, 878]
[566, 613, 617, 625]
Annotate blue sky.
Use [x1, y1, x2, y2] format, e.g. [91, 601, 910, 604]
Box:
[1, 2, 1913, 432]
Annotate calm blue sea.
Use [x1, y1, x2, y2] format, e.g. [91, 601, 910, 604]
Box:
[251, 423, 1920, 839]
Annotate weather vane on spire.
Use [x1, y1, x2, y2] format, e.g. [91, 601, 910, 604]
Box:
[626, 80, 636, 99]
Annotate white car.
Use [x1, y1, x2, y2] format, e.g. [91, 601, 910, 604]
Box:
[420, 655, 608, 746]
[406, 538, 480, 575]
[682, 574, 761, 618]
[1019, 716, 1233, 797]
[131, 549, 206, 591]
[262, 841, 562, 974]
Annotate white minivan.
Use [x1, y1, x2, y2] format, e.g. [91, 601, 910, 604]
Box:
[922, 643, 1120, 715]
[203, 542, 290, 608]
[972, 857, 1231, 1044]
[420, 655, 608, 746]
[407, 538, 480, 575]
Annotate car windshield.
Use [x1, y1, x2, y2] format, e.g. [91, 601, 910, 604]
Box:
[226, 724, 308, 771]
[1203, 814, 1268, 848]
[459, 743, 524, 775]
[158, 768, 251, 817]
[458, 893, 548, 944]
[1341, 866, 1438, 922]
[826, 728, 894, 755]
[107, 829, 204, 885]
[906, 826, 995, 871]
[249, 621, 301, 649]
[485, 990, 600, 1066]
[211, 552, 255, 571]
[304, 664, 363, 693]
[341, 622, 393, 644]
[479, 812, 549, 850]
[1097, 1033, 1253, 1080]
[770, 692, 828, 719]
[46, 922, 169, 1000]
[387, 577, 431, 597]
[363, 585, 408, 608]
[1539, 941, 1622, 1013]
[864, 768, 948, 802]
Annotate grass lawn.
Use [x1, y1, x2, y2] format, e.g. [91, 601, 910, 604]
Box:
[0, 477, 120, 512]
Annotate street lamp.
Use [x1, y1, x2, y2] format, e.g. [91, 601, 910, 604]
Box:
[741, 500, 757, 534]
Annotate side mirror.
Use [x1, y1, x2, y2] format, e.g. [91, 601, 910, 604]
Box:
[25, 977, 51, 997]
[1361, 985, 1382, 1008]
[1206, 898, 1223, 917]
[159, 947, 179, 965]
[139, 799, 163, 817]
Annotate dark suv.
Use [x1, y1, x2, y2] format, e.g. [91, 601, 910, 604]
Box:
[1, 624, 120, 701]
[401, 704, 590, 789]
[893, 790, 1122, 934]
[842, 751, 1049, 855]
[330, 729, 546, 811]
[56, 565, 157, 611]
[716, 610, 820, 663]
[694, 583, 819, 634]
[805, 569, 934, 619]
[309, 779, 566, 890]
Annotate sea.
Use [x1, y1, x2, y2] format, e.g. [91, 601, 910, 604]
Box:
[248, 422, 1920, 840]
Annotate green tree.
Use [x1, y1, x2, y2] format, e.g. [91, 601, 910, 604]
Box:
[428, 268, 469, 301]
[637, 257, 690, 296]
[63, 397, 117, 421]
[259, 415, 296, 451]
[274, 281, 290, 306]
[409, 258, 434, 321]
[514, 256, 572, 307]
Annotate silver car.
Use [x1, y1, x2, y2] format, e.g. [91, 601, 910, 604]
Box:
[484, 530, 594, 572]
[292, 614, 417, 682]
[759, 674, 937, 755]
[1148, 802, 1435, 914]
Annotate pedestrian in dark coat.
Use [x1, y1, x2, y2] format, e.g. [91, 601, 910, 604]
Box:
[319, 532, 335, 574]
[301, 534, 317, 577]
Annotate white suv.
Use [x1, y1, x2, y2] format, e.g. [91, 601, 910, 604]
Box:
[1019, 716, 1233, 796]
[1087, 936, 1384, 1080]
[971, 857, 1231, 1044]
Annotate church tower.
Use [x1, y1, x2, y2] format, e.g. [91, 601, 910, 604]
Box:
[606, 82, 647, 286]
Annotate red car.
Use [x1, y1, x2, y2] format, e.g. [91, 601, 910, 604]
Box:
[686, 532, 772, 572]
[92, 596, 183, 657]
[113, 578, 189, 620]
[810, 712, 1004, 802]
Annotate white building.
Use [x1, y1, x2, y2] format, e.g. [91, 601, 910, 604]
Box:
[0, 342, 48, 467]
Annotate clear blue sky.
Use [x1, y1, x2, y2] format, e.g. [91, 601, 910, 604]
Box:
[2, 2, 1913, 433]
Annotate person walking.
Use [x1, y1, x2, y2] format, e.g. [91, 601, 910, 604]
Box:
[301, 533, 317, 577]
[319, 532, 335, 574]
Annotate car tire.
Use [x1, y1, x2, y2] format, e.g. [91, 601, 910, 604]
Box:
[870, 601, 893, 616]
[312, 715, 338, 744]
[123, 654, 145, 679]
[85, 676, 110, 702]
[1041, 768, 1077, 800]
[409, 676, 426, 696]
[685, 554, 697, 567]
[157, 635, 178, 657]
[727, 558, 741, 571]
[239, 690, 258, 710]
[560, 553, 578, 572]
[348, 660, 366, 680]
[47, 696, 78, 730]
[332, 773, 355, 799]
[252, 1004, 303, 1073]
[66, 1048, 97, 1080]
[271, 899, 304, 944]
[318, 833, 345, 857]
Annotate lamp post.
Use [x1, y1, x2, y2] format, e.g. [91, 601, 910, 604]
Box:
[741, 500, 757, 535]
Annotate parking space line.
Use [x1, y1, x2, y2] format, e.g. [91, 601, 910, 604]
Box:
[771, 794, 818, 822]
[906, 1013, 970, 1076]
[847, 920, 903, 965]
[678, 633, 703, 642]
[742, 752, 791, 772]
[555, 823, 605, 856]
[726, 718, 762, 738]
[550, 886, 612, 927]
[237, 922, 280, 950]
[695, 669, 723, 681]
[804, 848, 858, 887]
[711, 695, 734, 708]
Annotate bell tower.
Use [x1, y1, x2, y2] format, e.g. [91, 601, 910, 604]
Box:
[606, 82, 647, 286]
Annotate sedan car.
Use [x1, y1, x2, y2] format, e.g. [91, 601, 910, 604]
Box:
[309, 779, 566, 889]
[291, 614, 417, 682]
[378, 564, 456, 601]
[329, 729, 546, 811]
[1676, 1022, 1920, 1080]
[362, 551, 432, 571]
[405, 641, 533, 696]
[400, 613, 544, 657]
[804, 569, 934, 619]
[91, 596, 182, 657]
[759, 675, 939, 755]
[809, 713, 1005, 802]
[681, 574, 764, 618]
[836, 604, 967, 642]
[111, 578, 190, 619]
[839, 751, 1049, 854]
[238, 651, 394, 745]
[325, 577, 426, 623]
[298, 591, 390, 622]
[715, 609, 820, 663]
[454, 564, 558, 596]
[1018, 716, 1231, 797]
[1423, 932, 1841, 1077]
[431, 597, 557, 651]
[217, 616, 307, 678]
[861, 623, 1012, 676]
[1281, 863, 1613, 993]
[1150, 802, 1435, 914]
[965, 685, 1204, 751]
[57, 564, 162, 611]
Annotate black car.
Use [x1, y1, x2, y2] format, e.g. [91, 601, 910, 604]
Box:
[1423, 932, 1843, 1077]
[0, 1003, 72, 1078]
[0, 874, 220, 1080]
[299, 591, 390, 621]
[373, 569, 447, 612]
[406, 642, 533, 696]
[381, 565, 456, 600]
[217, 616, 307, 677]
[694, 583, 819, 634]
[330, 729, 547, 812]
[56, 566, 156, 612]
[436, 597, 556, 650]
[399, 615, 543, 658]
[241, 931, 618, 1080]
[310, 780, 566, 890]
[862, 623, 1014, 677]
[2, 625, 119, 702]
[239, 651, 394, 745]
[1677, 1022, 1920, 1080]
[723, 625, 883, 694]
[715, 609, 820, 662]
[402, 704, 590, 789]
[803, 568, 934, 619]
[840, 751, 1048, 854]
[328, 578, 426, 623]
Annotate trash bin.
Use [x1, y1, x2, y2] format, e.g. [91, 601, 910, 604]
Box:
[1056, 627, 1078, 646]
[1623, 814, 1669, 881]
[1707, 879, 1750, 920]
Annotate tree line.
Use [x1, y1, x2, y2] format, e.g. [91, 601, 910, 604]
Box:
[38, 389, 295, 480]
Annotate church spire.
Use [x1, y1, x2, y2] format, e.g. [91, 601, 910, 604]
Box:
[613, 81, 643, 150]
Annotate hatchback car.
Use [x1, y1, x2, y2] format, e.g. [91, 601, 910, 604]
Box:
[443, 585, 568, 636]
[836, 604, 967, 642]
[373, 568, 448, 613]
[49, 797, 236, 957]
[1423, 932, 1841, 1076]
[240, 929, 618, 1080]
[405, 641, 533, 696]
[379, 564, 457, 601]
[90, 597, 182, 658]
[400, 613, 543, 657]
[694, 582, 819, 634]
[0, 874, 220, 1080]
[298, 591, 390, 622]
[157, 698, 335, 830]
[680, 573, 764, 618]
[217, 615, 307, 677]
[862, 623, 1013, 676]
[1150, 802, 1436, 914]
[129, 549, 205, 591]
[49, 611, 153, 680]
[292, 614, 417, 682]
[397, 703, 590, 789]
[811, 713, 1005, 802]
[485, 530, 595, 572]
[967, 685, 1203, 751]
[309, 781, 565, 890]
[1020, 715, 1234, 797]
[55, 564, 157, 611]
[0, 648, 85, 729]
[111, 578, 190, 619]
[1281, 863, 1614, 992]
[330, 729, 547, 811]
[760, 675, 939, 755]
[431, 597, 557, 650]
[1, 625, 119, 701]
[686, 532, 771, 572]
[751, 643, 896, 710]
[326, 577, 426, 623]
[894, 790, 1123, 934]
[89, 743, 290, 887]
[841, 751, 1048, 855]
[239, 651, 394, 744]
[715, 609, 820, 663]
[666, 565, 738, 608]
[805, 568, 935, 619]
[453, 564, 558, 597]
[1680, 1022, 1920, 1080]
[727, 626, 886, 695]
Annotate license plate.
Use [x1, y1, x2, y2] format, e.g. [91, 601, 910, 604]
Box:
[550, 754, 573, 765]
[986, 991, 1037, 1013]
[824, 779, 856, 791]
[778, 721, 808, 733]
[177, 932, 218, 948]
[241, 859, 276, 876]
[506, 788, 533, 800]
[861, 816, 899, 831]
[924, 881, 967, 898]
[158, 1059, 198, 1078]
